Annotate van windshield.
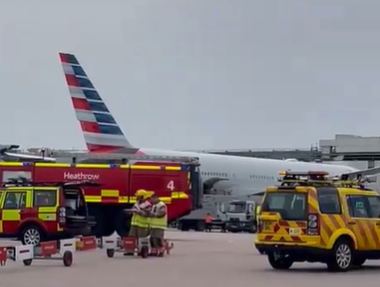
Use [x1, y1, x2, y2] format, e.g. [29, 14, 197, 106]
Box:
[261, 192, 307, 220]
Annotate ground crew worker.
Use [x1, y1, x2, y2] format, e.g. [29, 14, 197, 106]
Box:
[129, 189, 151, 239]
[149, 194, 167, 255]
[204, 213, 212, 232]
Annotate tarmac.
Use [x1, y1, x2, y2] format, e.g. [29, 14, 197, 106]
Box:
[1, 230, 380, 286]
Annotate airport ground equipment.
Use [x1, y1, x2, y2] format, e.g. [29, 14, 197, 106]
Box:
[218, 200, 257, 233]
[75, 235, 98, 251]
[102, 236, 173, 259]
[0, 238, 76, 267]
[0, 154, 202, 238]
[255, 170, 380, 272]
[177, 194, 259, 232]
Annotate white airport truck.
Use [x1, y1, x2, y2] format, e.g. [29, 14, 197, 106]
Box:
[176, 195, 259, 233]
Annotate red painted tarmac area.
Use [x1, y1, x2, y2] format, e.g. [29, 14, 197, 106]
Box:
[0, 231, 379, 287]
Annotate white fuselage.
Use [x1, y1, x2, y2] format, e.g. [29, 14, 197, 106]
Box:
[139, 148, 357, 194]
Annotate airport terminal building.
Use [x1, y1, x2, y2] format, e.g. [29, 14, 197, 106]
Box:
[208, 134, 380, 170]
[319, 134, 380, 170]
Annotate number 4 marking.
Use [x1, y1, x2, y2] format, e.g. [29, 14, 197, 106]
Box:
[167, 180, 175, 191]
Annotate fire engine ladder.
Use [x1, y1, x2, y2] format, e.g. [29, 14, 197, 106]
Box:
[56, 152, 200, 165]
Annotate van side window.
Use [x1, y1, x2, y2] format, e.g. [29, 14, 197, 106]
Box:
[3, 192, 26, 209]
[346, 195, 370, 218]
[317, 190, 341, 214]
[33, 190, 57, 207]
[367, 196, 380, 218]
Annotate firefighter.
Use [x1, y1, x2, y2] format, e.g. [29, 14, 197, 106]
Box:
[129, 189, 151, 239]
[149, 193, 167, 256]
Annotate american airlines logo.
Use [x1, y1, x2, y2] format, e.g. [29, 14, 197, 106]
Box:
[63, 172, 100, 181]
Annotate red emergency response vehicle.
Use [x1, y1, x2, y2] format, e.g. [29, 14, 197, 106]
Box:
[0, 154, 202, 237]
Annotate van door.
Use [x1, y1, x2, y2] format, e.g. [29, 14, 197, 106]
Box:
[345, 194, 380, 250]
[1, 190, 29, 236]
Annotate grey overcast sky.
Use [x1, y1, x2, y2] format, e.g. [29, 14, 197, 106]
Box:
[1, 0, 380, 150]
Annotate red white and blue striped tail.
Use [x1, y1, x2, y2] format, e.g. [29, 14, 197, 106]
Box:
[59, 52, 134, 152]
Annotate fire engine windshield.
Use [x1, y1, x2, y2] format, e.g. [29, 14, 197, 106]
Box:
[261, 192, 307, 220]
[227, 201, 246, 213]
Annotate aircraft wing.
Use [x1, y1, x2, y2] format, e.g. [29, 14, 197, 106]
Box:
[342, 167, 380, 180]
[3, 152, 56, 162]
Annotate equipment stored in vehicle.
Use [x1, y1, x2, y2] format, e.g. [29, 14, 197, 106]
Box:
[0, 154, 202, 238]
[255, 171, 380, 272]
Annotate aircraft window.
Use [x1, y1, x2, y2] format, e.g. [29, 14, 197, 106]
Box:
[94, 113, 117, 124]
[98, 124, 124, 135]
[88, 102, 110, 113]
[83, 90, 102, 101]
[76, 77, 95, 89]
[72, 65, 87, 77]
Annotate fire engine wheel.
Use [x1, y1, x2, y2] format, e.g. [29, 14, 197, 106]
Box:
[115, 211, 131, 237]
[106, 249, 115, 258]
[140, 246, 149, 259]
[20, 225, 43, 246]
[63, 251, 73, 267]
[23, 259, 33, 266]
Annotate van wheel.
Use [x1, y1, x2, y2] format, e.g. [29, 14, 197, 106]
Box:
[267, 252, 293, 270]
[20, 225, 44, 246]
[327, 239, 353, 272]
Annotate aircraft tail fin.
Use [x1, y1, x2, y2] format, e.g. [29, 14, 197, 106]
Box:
[59, 53, 135, 152]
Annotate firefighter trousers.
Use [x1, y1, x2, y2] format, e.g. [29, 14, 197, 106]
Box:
[149, 228, 165, 248]
[129, 226, 150, 239]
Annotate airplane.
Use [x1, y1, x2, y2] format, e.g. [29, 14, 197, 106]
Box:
[58, 52, 380, 194]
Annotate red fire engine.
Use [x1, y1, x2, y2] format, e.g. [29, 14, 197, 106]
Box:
[0, 154, 202, 237]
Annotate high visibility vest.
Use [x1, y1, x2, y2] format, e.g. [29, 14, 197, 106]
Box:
[150, 202, 167, 230]
[256, 206, 261, 224]
[131, 201, 151, 228]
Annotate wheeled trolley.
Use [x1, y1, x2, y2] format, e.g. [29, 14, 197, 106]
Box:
[102, 236, 173, 259]
[0, 238, 76, 267]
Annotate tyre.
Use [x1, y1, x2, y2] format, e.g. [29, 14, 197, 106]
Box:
[63, 251, 73, 267]
[267, 252, 294, 270]
[106, 249, 115, 258]
[326, 239, 353, 272]
[88, 206, 106, 237]
[23, 259, 32, 266]
[115, 211, 131, 237]
[20, 225, 44, 246]
[140, 246, 149, 259]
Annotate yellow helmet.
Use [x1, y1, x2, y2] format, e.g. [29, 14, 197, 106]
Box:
[135, 189, 146, 197]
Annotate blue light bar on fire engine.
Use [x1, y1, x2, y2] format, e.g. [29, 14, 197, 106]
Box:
[180, 164, 188, 171]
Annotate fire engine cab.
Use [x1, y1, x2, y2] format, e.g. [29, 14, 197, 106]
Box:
[0, 178, 95, 246]
[0, 154, 202, 237]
